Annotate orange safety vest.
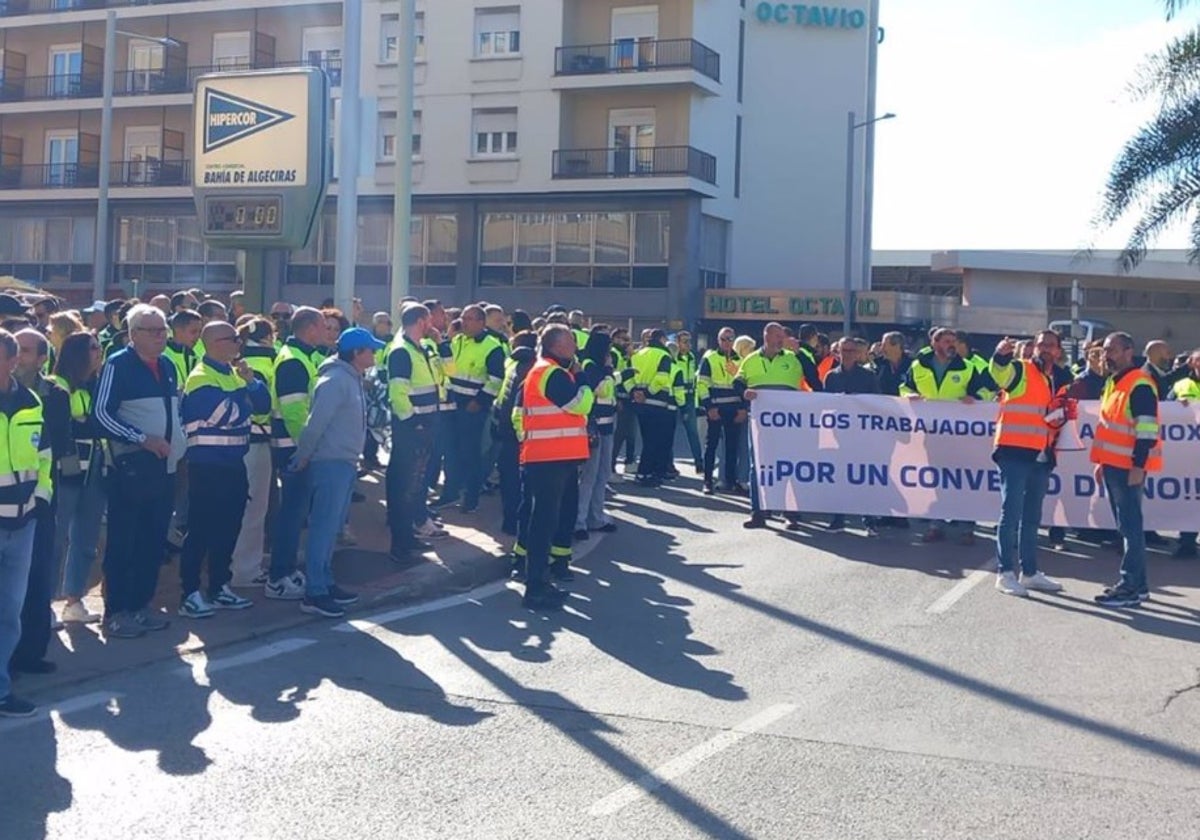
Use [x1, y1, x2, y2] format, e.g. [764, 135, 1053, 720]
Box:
[519, 359, 589, 465]
[1090, 368, 1163, 472]
[994, 360, 1054, 451]
[817, 355, 835, 385]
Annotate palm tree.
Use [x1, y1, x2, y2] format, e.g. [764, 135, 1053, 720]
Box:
[1096, 0, 1200, 268]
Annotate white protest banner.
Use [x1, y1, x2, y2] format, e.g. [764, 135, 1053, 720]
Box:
[748, 391, 1200, 530]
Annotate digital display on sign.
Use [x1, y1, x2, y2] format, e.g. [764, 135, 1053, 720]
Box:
[204, 196, 283, 236]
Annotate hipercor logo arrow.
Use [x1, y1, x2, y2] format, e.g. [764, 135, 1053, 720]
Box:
[203, 88, 294, 153]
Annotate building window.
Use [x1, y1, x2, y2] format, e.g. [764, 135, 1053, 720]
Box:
[479, 210, 669, 288]
[114, 214, 235, 288]
[212, 32, 251, 70]
[381, 15, 399, 62]
[283, 211, 457, 286]
[415, 13, 426, 61]
[379, 111, 421, 161]
[699, 215, 729, 289]
[0, 216, 94, 286]
[473, 108, 518, 156]
[412, 111, 422, 157]
[475, 7, 520, 57]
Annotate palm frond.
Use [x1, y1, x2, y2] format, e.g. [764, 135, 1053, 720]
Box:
[1096, 96, 1200, 227]
[1187, 211, 1200, 263]
[1166, 0, 1196, 21]
[1114, 169, 1200, 270]
[1130, 27, 1200, 102]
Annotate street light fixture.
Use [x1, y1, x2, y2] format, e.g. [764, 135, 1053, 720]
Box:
[842, 110, 895, 336]
[95, 10, 182, 302]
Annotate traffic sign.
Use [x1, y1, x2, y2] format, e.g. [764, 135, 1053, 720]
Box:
[192, 67, 329, 249]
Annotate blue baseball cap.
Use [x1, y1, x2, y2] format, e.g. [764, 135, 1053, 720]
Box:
[337, 326, 386, 354]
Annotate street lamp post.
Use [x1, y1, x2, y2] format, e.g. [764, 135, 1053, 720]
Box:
[94, 11, 180, 302]
[389, 0, 416, 314]
[842, 110, 895, 336]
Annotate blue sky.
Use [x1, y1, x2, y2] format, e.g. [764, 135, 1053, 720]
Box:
[872, 0, 1193, 250]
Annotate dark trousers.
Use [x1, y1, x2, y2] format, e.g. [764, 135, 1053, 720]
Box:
[103, 464, 173, 619]
[388, 418, 433, 551]
[612, 401, 638, 467]
[498, 436, 521, 532]
[523, 461, 579, 594]
[13, 501, 56, 666]
[424, 411, 455, 489]
[635, 406, 673, 478]
[180, 461, 249, 599]
[703, 410, 741, 487]
[449, 408, 488, 509]
[268, 462, 309, 581]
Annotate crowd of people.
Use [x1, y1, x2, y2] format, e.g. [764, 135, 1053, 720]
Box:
[0, 284, 1196, 718]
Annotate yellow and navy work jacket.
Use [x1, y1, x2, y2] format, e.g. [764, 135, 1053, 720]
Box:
[423, 336, 456, 416]
[387, 334, 440, 424]
[628, 345, 675, 410]
[1174, 376, 1200, 402]
[582, 358, 616, 436]
[449, 331, 505, 408]
[900, 354, 989, 401]
[698, 349, 744, 411]
[270, 338, 323, 459]
[0, 381, 53, 527]
[182, 357, 271, 464]
[54, 375, 99, 481]
[241, 343, 277, 444]
[676, 351, 698, 403]
[163, 340, 197, 395]
[735, 349, 802, 393]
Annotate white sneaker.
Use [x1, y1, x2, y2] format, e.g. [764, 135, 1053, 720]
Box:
[211, 584, 254, 610]
[61, 601, 100, 624]
[179, 591, 215, 619]
[414, 520, 448, 539]
[1021, 571, 1064, 593]
[995, 571, 1028, 597]
[265, 575, 305, 601]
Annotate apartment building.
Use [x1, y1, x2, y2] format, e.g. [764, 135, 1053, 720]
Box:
[0, 0, 880, 325]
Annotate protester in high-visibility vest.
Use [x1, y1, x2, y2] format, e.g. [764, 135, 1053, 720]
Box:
[494, 331, 538, 575]
[629, 330, 676, 486]
[674, 330, 704, 474]
[989, 330, 1074, 598]
[164, 310, 201, 394]
[735, 321, 804, 530]
[795, 324, 825, 392]
[439, 305, 505, 513]
[421, 299, 457, 494]
[515, 324, 601, 611]
[575, 328, 618, 541]
[609, 328, 639, 473]
[1089, 331, 1162, 608]
[177, 321, 270, 619]
[266, 306, 327, 601]
[698, 326, 747, 495]
[230, 317, 278, 587]
[1171, 349, 1200, 558]
[386, 303, 447, 561]
[0, 328, 53, 718]
[902, 326, 992, 545]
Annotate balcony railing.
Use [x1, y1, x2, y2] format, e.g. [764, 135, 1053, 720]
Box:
[0, 163, 100, 189]
[14, 73, 104, 102]
[109, 159, 191, 187]
[552, 146, 717, 184]
[113, 69, 191, 96]
[555, 38, 720, 83]
[1, 0, 206, 17]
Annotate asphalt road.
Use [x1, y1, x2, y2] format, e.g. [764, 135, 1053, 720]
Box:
[3, 469, 1200, 839]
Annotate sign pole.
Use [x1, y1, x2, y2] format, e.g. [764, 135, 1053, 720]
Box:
[333, 0, 363, 316]
[389, 0, 416, 315]
[94, 10, 116, 303]
[842, 110, 856, 337]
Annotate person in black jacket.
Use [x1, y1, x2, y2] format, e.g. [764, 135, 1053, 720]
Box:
[10, 329, 70, 674]
[495, 331, 537, 542]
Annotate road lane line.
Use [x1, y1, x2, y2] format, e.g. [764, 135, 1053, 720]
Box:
[587, 703, 799, 817]
[926, 563, 994, 614]
[334, 580, 511, 633]
[173, 637, 317, 681]
[0, 691, 119, 734]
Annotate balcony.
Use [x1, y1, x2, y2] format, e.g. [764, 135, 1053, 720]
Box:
[6, 73, 103, 102]
[113, 69, 191, 97]
[552, 145, 716, 185]
[0, 162, 99, 189]
[552, 38, 720, 94]
[109, 159, 190, 187]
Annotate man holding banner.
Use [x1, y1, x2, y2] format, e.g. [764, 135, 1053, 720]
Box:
[901, 327, 992, 544]
[989, 331, 1074, 597]
[1089, 332, 1162, 608]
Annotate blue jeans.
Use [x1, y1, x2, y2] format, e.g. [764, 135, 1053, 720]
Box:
[576, 434, 614, 531]
[678, 396, 703, 467]
[269, 465, 310, 582]
[304, 460, 356, 598]
[1102, 465, 1148, 593]
[0, 520, 37, 699]
[995, 458, 1051, 576]
[54, 473, 106, 599]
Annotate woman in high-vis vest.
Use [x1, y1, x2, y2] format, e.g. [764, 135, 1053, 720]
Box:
[516, 324, 601, 611]
[989, 332, 1074, 598]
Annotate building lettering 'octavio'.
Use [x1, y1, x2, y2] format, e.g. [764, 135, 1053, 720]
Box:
[706, 291, 884, 320]
[754, 3, 868, 29]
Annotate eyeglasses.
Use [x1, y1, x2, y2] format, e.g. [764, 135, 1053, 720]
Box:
[134, 327, 167, 336]
[718, 336, 734, 342]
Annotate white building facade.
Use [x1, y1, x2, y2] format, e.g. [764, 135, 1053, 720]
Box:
[0, 0, 880, 326]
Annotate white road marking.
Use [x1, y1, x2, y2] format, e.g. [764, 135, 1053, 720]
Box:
[335, 580, 510, 633]
[0, 691, 119, 734]
[588, 703, 799, 817]
[926, 563, 994, 614]
[173, 637, 317, 682]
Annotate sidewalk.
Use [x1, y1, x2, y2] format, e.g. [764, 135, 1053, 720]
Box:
[19, 468, 514, 696]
